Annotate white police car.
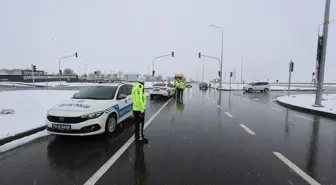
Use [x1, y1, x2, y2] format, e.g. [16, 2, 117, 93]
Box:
[46, 83, 134, 136]
[149, 82, 175, 99]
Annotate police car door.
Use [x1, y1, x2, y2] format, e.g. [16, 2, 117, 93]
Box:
[116, 85, 131, 121]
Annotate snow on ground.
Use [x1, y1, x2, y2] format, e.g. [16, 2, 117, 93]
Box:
[209, 83, 317, 91]
[0, 130, 49, 152]
[277, 94, 336, 114]
[0, 82, 34, 87]
[0, 90, 78, 140]
[25, 81, 96, 87]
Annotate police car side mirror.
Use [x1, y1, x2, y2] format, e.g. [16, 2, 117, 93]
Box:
[117, 94, 127, 100]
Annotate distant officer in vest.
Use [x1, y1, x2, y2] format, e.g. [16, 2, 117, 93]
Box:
[175, 80, 181, 99]
[179, 80, 185, 100]
[132, 75, 148, 143]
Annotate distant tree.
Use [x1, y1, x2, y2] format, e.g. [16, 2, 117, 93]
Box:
[81, 74, 87, 77]
[100, 74, 105, 79]
[88, 73, 95, 79]
[117, 71, 123, 78]
[156, 75, 163, 81]
[63, 68, 75, 75]
[95, 70, 101, 75]
[112, 73, 118, 79]
[106, 74, 112, 78]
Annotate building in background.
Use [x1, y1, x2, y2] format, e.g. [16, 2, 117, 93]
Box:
[0, 68, 78, 83]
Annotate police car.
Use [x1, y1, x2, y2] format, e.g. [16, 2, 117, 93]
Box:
[149, 82, 175, 99]
[46, 83, 134, 136]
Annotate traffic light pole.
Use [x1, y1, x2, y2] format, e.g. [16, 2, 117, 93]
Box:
[198, 53, 220, 87]
[58, 53, 78, 86]
[31, 64, 36, 88]
[315, 0, 331, 106]
[152, 52, 174, 82]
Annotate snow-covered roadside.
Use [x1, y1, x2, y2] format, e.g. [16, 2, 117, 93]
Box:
[0, 130, 49, 152]
[277, 94, 336, 114]
[0, 90, 78, 140]
[209, 83, 317, 91]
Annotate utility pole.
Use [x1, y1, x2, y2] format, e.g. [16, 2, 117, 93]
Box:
[315, 0, 331, 106]
[241, 56, 243, 84]
[288, 61, 294, 96]
[202, 58, 205, 82]
[209, 25, 223, 89]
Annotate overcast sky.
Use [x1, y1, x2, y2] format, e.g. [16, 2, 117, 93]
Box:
[0, 0, 335, 82]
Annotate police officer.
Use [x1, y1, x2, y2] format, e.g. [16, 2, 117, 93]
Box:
[175, 80, 181, 99]
[132, 75, 148, 143]
[180, 80, 185, 100]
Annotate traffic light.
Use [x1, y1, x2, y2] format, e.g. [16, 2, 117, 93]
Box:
[312, 72, 315, 76]
[316, 36, 323, 62]
[94, 71, 97, 75]
[59, 70, 62, 75]
[31, 64, 36, 72]
[289, 61, 294, 72]
[172, 51, 174, 57]
[198, 52, 201, 58]
[152, 70, 155, 76]
[230, 72, 233, 77]
[218, 71, 221, 77]
[75, 52, 78, 58]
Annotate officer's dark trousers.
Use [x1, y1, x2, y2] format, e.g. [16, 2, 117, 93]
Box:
[133, 111, 145, 140]
[180, 89, 184, 99]
[176, 88, 180, 99]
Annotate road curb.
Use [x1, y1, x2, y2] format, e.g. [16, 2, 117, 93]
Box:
[0, 126, 46, 146]
[276, 99, 336, 119]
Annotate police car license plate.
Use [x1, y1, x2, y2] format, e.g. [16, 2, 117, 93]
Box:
[52, 124, 71, 130]
[154, 89, 160, 92]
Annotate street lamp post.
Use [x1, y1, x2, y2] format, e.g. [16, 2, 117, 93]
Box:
[315, 0, 331, 106]
[210, 25, 224, 89]
[81, 63, 88, 83]
[58, 52, 78, 85]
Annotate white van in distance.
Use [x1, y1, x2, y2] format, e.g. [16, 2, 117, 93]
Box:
[243, 82, 270, 93]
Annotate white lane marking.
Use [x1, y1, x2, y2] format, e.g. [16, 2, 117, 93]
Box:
[271, 107, 282, 111]
[225, 112, 233, 118]
[273, 152, 321, 185]
[239, 124, 256, 135]
[295, 114, 315, 121]
[84, 98, 172, 185]
[212, 100, 216, 104]
[216, 105, 222, 109]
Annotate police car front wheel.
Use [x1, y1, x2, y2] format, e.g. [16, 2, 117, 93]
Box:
[105, 114, 117, 135]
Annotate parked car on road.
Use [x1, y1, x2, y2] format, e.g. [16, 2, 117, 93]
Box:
[46, 83, 134, 136]
[199, 82, 208, 90]
[243, 82, 270, 93]
[149, 83, 175, 99]
[186, 84, 192, 88]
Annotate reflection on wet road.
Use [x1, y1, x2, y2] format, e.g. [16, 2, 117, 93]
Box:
[1, 87, 336, 185]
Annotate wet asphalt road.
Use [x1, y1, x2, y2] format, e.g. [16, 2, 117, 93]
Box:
[1, 87, 336, 184]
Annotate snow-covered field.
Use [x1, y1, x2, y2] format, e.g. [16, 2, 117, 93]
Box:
[277, 94, 336, 114]
[0, 90, 78, 140]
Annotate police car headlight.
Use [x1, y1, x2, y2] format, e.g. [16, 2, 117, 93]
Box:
[80, 111, 104, 120]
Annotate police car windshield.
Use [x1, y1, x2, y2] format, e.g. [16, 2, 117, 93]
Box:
[153, 83, 166, 87]
[73, 86, 117, 100]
